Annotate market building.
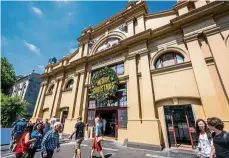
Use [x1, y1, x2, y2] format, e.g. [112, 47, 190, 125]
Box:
[31, 0, 229, 150]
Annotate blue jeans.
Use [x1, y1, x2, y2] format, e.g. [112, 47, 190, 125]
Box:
[41, 150, 54, 158]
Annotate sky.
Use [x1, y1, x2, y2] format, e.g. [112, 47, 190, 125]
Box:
[1, 1, 177, 76]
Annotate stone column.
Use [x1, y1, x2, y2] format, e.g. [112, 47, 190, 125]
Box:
[127, 54, 141, 120]
[81, 71, 91, 122]
[140, 51, 156, 119]
[127, 19, 134, 37]
[204, 28, 229, 101]
[36, 82, 48, 118]
[136, 15, 145, 34]
[74, 72, 86, 119]
[32, 84, 44, 119]
[50, 77, 64, 117]
[82, 42, 89, 57]
[184, 34, 224, 117]
[68, 74, 79, 119]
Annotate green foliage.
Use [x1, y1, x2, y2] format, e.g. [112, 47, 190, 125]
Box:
[1, 93, 28, 127]
[91, 67, 119, 101]
[1, 57, 16, 94]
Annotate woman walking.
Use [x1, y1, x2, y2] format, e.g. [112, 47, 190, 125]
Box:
[15, 125, 37, 158]
[195, 119, 213, 158]
[30, 123, 43, 158]
[89, 118, 105, 158]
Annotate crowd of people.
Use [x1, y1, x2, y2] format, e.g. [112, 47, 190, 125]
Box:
[9, 116, 229, 158]
[195, 117, 229, 158]
[10, 116, 62, 158]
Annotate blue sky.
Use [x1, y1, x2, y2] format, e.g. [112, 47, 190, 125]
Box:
[1, 1, 177, 76]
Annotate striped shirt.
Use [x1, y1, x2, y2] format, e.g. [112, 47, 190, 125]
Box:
[41, 130, 60, 153]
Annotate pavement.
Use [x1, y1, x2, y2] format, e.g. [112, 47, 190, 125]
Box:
[1, 138, 198, 158]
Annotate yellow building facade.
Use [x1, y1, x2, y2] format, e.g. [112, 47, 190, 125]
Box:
[32, 1, 229, 150]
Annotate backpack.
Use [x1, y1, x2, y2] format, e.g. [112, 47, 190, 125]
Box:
[77, 122, 84, 137]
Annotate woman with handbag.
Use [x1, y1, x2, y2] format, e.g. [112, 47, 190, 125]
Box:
[195, 119, 213, 158]
[89, 118, 105, 158]
[29, 123, 43, 158]
[15, 125, 37, 158]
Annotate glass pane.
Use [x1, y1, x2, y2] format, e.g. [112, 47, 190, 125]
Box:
[119, 109, 127, 128]
[155, 60, 162, 68]
[176, 55, 184, 64]
[117, 64, 124, 75]
[162, 54, 175, 67]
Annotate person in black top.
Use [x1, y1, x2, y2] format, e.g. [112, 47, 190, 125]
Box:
[69, 116, 85, 158]
[207, 117, 229, 158]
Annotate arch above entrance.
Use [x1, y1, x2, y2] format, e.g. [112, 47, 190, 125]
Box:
[90, 31, 127, 55]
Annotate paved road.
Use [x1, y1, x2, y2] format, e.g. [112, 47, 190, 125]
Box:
[1, 139, 198, 158]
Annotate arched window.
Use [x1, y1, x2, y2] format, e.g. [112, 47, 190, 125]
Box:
[65, 79, 74, 90]
[155, 53, 184, 69]
[47, 84, 55, 94]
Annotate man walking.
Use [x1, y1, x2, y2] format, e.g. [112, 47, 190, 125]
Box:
[207, 117, 229, 158]
[41, 122, 62, 158]
[69, 116, 85, 158]
[43, 119, 51, 135]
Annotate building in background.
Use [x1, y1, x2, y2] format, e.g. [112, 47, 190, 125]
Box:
[12, 71, 41, 118]
[32, 1, 229, 150]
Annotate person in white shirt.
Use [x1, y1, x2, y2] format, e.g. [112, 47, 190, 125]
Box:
[195, 119, 213, 158]
[50, 116, 57, 129]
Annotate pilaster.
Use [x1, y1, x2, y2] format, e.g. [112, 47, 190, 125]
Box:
[184, 34, 225, 118]
[204, 27, 229, 102]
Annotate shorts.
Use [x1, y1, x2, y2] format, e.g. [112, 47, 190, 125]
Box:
[75, 138, 84, 149]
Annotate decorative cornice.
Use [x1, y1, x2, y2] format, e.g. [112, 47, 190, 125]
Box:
[203, 26, 221, 37]
[183, 33, 199, 43]
[126, 53, 136, 60]
[145, 10, 175, 19]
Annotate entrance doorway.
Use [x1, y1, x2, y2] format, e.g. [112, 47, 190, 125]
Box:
[96, 110, 117, 137]
[61, 111, 68, 126]
[164, 105, 196, 148]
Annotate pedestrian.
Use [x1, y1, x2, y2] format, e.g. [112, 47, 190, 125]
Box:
[89, 118, 105, 158]
[15, 125, 37, 158]
[195, 119, 213, 158]
[43, 119, 51, 135]
[30, 123, 43, 158]
[10, 118, 27, 152]
[69, 116, 85, 158]
[102, 118, 107, 134]
[41, 122, 62, 158]
[207, 117, 229, 158]
[50, 116, 57, 129]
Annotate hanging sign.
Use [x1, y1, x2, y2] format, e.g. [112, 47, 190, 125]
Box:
[91, 67, 119, 101]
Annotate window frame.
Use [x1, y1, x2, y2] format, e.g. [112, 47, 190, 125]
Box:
[65, 79, 74, 91]
[47, 84, 55, 95]
[155, 53, 184, 69]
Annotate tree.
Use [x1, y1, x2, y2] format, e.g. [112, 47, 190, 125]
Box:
[1, 57, 16, 94]
[1, 93, 28, 127]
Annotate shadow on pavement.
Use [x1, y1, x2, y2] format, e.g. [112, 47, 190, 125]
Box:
[92, 153, 112, 158]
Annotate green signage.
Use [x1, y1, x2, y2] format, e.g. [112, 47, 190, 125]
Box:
[91, 67, 119, 101]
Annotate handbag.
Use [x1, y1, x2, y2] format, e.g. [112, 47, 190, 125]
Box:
[96, 136, 103, 142]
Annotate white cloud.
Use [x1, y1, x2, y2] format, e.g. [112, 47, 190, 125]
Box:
[31, 6, 43, 16]
[24, 40, 41, 55]
[38, 65, 45, 71]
